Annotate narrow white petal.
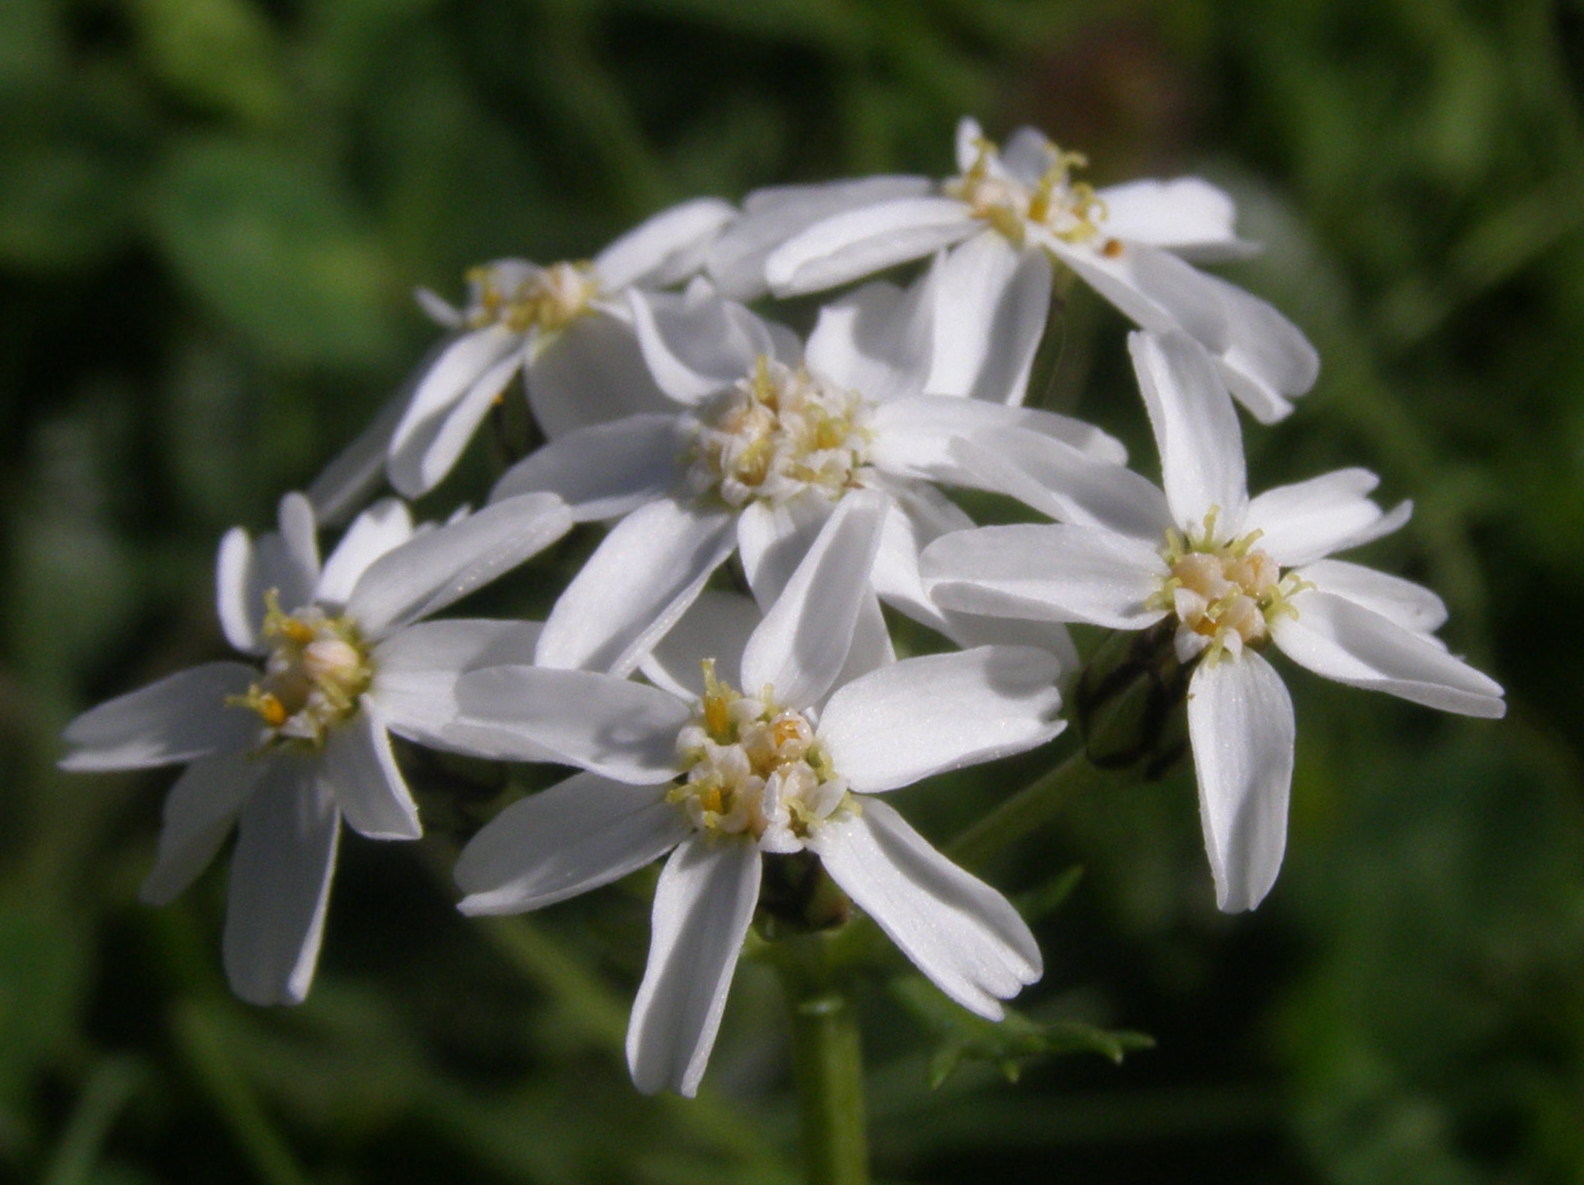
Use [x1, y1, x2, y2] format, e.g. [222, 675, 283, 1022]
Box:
[1096, 178, 1253, 260]
[740, 490, 886, 709]
[140, 751, 261, 905]
[274, 493, 322, 607]
[867, 480, 971, 633]
[223, 760, 340, 1006]
[61, 663, 261, 771]
[320, 702, 420, 840]
[456, 772, 688, 913]
[1296, 559, 1448, 634]
[526, 309, 677, 440]
[1242, 469, 1406, 567]
[490, 414, 682, 521]
[997, 124, 1058, 184]
[638, 591, 761, 700]
[1187, 652, 1295, 912]
[818, 646, 1064, 793]
[735, 494, 834, 609]
[450, 666, 688, 782]
[925, 235, 1052, 406]
[954, 116, 986, 172]
[389, 342, 524, 497]
[765, 198, 978, 296]
[346, 493, 571, 637]
[627, 837, 760, 1097]
[812, 800, 1040, 1018]
[1199, 272, 1320, 421]
[314, 498, 414, 610]
[922, 523, 1166, 630]
[1050, 239, 1231, 354]
[1272, 591, 1505, 716]
[594, 197, 738, 291]
[626, 286, 775, 405]
[371, 619, 543, 746]
[306, 388, 409, 525]
[1129, 331, 1248, 531]
[535, 499, 736, 676]
[805, 273, 934, 405]
[216, 527, 263, 654]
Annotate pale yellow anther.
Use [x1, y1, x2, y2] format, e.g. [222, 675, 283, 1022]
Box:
[229, 590, 371, 750]
[465, 260, 598, 335]
[943, 132, 1104, 246]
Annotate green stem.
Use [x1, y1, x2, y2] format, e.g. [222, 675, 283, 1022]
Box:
[779, 934, 869, 1185]
[947, 747, 1111, 871]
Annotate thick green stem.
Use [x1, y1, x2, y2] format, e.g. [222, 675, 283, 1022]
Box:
[947, 748, 1111, 871]
[779, 934, 869, 1185]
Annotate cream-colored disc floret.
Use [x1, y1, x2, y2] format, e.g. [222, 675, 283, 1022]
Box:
[686, 356, 875, 508]
[230, 591, 373, 749]
[1152, 509, 1310, 665]
[464, 260, 599, 336]
[944, 134, 1111, 251]
[671, 661, 856, 852]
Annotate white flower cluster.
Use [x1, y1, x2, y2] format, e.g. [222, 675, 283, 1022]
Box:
[62, 117, 1504, 1097]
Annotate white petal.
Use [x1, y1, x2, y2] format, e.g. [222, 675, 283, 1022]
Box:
[306, 389, 409, 525]
[223, 760, 340, 1005]
[456, 772, 688, 913]
[867, 480, 972, 633]
[922, 523, 1166, 630]
[1272, 591, 1505, 716]
[314, 498, 414, 610]
[707, 176, 935, 300]
[216, 527, 264, 654]
[765, 198, 978, 296]
[627, 836, 760, 1097]
[1296, 559, 1448, 634]
[1199, 272, 1319, 422]
[811, 799, 1039, 1018]
[272, 492, 322, 609]
[491, 414, 682, 521]
[818, 646, 1065, 792]
[320, 701, 420, 840]
[387, 327, 525, 497]
[595, 197, 738, 291]
[535, 498, 737, 677]
[740, 490, 886, 709]
[925, 234, 1052, 406]
[805, 273, 934, 405]
[626, 285, 775, 405]
[60, 663, 262, 771]
[1242, 469, 1406, 566]
[140, 751, 261, 905]
[371, 619, 543, 746]
[1049, 239, 1231, 354]
[1096, 177, 1253, 260]
[1187, 652, 1295, 912]
[638, 591, 761, 700]
[346, 493, 571, 637]
[1129, 331, 1248, 531]
[997, 125, 1058, 185]
[954, 116, 987, 172]
[450, 666, 688, 781]
[526, 309, 677, 440]
[735, 494, 834, 609]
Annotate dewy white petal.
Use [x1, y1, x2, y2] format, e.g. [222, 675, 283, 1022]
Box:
[346, 493, 571, 638]
[371, 618, 543, 747]
[817, 646, 1065, 793]
[1129, 331, 1248, 531]
[390, 341, 524, 498]
[535, 498, 737, 677]
[320, 700, 420, 840]
[626, 284, 779, 406]
[765, 198, 978, 296]
[1049, 239, 1232, 354]
[1096, 177, 1254, 260]
[1296, 559, 1449, 635]
[306, 388, 411, 525]
[60, 662, 262, 771]
[594, 197, 738, 291]
[805, 273, 934, 406]
[450, 666, 688, 782]
[638, 590, 760, 700]
[140, 750, 261, 905]
[217, 526, 264, 655]
[1272, 591, 1505, 717]
[222, 760, 340, 1006]
[314, 498, 414, 611]
[924, 235, 1052, 406]
[923, 523, 1166, 630]
[741, 490, 886, 710]
[1187, 651, 1295, 913]
[456, 772, 688, 914]
[1242, 469, 1405, 567]
[627, 836, 761, 1097]
[490, 414, 682, 522]
[811, 799, 1040, 1019]
[1196, 272, 1319, 422]
[525, 309, 677, 441]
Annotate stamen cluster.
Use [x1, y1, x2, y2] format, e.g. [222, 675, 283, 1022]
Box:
[945, 135, 1106, 249]
[231, 591, 372, 748]
[464, 260, 599, 335]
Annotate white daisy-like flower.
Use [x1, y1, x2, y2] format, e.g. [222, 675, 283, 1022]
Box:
[921, 331, 1505, 912]
[446, 494, 1063, 1096]
[307, 197, 737, 518]
[59, 490, 572, 1004]
[492, 263, 1122, 677]
[707, 116, 1318, 424]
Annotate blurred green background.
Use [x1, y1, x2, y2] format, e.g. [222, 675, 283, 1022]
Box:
[3, 0, 1583, 1181]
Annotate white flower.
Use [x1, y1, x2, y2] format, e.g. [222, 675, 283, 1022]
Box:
[492, 265, 1120, 676]
[447, 495, 1064, 1096]
[921, 331, 1505, 912]
[59, 491, 571, 1004]
[707, 116, 1318, 424]
[307, 198, 737, 518]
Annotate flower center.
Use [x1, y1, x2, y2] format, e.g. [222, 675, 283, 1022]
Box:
[943, 134, 1108, 250]
[229, 591, 373, 749]
[464, 260, 599, 335]
[1151, 509, 1309, 664]
[670, 661, 855, 851]
[685, 356, 874, 508]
